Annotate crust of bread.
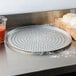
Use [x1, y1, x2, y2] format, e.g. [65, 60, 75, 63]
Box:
[54, 18, 76, 40]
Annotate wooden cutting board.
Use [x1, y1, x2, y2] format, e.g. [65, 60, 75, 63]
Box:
[54, 18, 76, 40]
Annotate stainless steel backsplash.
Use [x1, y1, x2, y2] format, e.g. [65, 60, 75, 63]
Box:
[5, 9, 76, 30]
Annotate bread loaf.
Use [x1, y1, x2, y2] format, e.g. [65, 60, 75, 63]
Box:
[63, 13, 76, 24]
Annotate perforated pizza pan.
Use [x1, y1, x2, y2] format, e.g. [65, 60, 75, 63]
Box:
[5, 25, 72, 54]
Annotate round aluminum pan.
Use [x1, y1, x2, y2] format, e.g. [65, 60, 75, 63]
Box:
[5, 25, 72, 55]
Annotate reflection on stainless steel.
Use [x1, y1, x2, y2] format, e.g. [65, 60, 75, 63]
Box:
[4, 40, 76, 75]
[58, 44, 76, 57]
[0, 44, 5, 54]
[0, 44, 8, 76]
[0, 41, 76, 75]
[0, 44, 6, 60]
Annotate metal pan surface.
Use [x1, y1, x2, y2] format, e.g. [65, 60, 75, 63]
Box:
[5, 25, 72, 55]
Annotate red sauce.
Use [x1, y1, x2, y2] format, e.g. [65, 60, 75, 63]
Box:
[0, 25, 5, 44]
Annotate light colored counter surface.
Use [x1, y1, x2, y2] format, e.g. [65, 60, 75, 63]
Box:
[0, 40, 76, 76]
